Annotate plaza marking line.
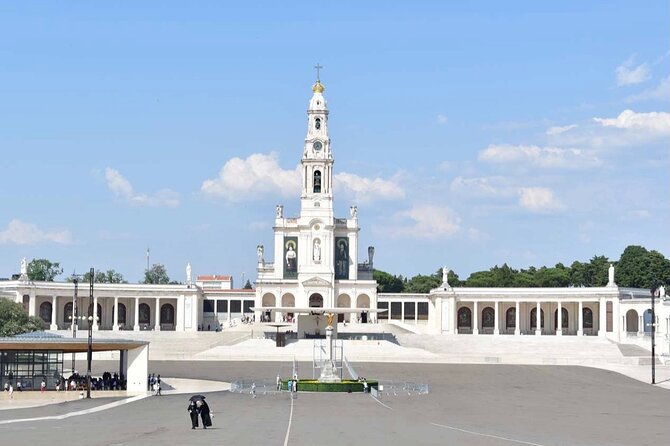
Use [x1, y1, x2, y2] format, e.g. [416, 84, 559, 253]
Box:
[369, 394, 393, 410]
[0, 394, 149, 425]
[283, 394, 294, 446]
[430, 423, 547, 446]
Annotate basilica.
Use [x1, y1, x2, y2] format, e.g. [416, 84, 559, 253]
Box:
[0, 76, 668, 357]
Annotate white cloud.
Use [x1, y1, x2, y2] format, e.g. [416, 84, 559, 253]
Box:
[436, 114, 449, 124]
[200, 152, 300, 202]
[593, 109, 670, 134]
[450, 176, 515, 197]
[105, 167, 180, 207]
[334, 172, 405, 203]
[0, 219, 72, 245]
[517, 187, 565, 213]
[627, 76, 670, 102]
[478, 144, 601, 169]
[615, 58, 650, 86]
[546, 124, 578, 136]
[389, 205, 461, 239]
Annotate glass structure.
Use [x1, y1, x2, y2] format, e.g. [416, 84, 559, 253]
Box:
[0, 350, 63, 391]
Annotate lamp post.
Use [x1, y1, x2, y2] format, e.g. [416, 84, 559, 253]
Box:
[69, 272, 83, 373]
[86, 268, 94, 399]
[650, 279, 661, 385]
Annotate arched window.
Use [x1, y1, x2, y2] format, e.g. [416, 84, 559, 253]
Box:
[139, 303, 151, 324]
[313, 170, 322, 193]
[625, 309, 638, 332]
[39, 302, 52, 323]
[309, 294, 323, 308]
[457, 307, 472, 328]
[530, 308, 544, 329]
[482, 307, 495, 328]
[118, 303, 127, 324]
[160, 304, 175, 324]
[554, 308, 568, 329]
[506, 307, 516, 329]
[315, 117, 321, 130]
[582, 307, 593, 329]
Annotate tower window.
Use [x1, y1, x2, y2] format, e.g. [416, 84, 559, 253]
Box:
[315, 118, 321, 130]
[313, 170, 322, 193]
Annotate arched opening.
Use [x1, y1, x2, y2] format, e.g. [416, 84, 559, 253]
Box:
[337, 294, 351, 322]
[282, 294, 295, 322]
[530, 308, 545, 330]
[118, 303, 127, 325]
[625, 309, 638, 332]
[482, 307, 495, 329]
[64, 302, 73, 325]
[506, 307, 516, 329]
[309, 294, 323, 308]
[96, 303, 102, 327]
[457, 307, 472, 332]
[356, 294, 370, 323]
[643, 309, 653, 333]
[582, 307, 593, 329]
[315, 117, 321, 130]
[139, 303, 150, 325]
[160, 303, 175, 325]
[553, 308, 568, 330]
[261, 293, 276, 322]
[313, 170, 322, 193]
[39, 301, 52, 323]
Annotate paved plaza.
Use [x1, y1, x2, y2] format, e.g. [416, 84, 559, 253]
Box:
[1, 360, 669, 445]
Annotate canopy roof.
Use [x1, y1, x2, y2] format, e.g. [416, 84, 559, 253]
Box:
[252, 306, 387, 314]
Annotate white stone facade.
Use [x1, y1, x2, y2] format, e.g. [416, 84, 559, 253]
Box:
[254, 79, 378, 323]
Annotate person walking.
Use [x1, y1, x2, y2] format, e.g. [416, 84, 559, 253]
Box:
[8, 384, 13, 399]
[188, 401, 199, 429]
[251, 382, 256, 399]
[276, 375, 281, 391]
[197, 400, 212, 429]
[41, 380, 46, 393]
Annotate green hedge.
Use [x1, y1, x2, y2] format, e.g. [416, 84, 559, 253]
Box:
[280, 379, 378, 393]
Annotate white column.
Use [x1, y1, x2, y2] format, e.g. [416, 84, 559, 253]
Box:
[155, 298, 161, 331]
[556, 301, 562, 336]
[535, 301, 542, 335]
[93, 295, 99, 331]
[28, 290, 37, 317]
[134, 297, 140, 331]
[638, 314, 643, 335]
[473, 302, 479, 335]
[577, 301, 583, 336]
[493, 301, 499, 335]
[514, 301, 520, 335]
[50, 295, 58, 330]
[415, 301, 418, 324]
[598, 299, 606, 337]
[401, 301, 405, 322]
[227, 299, 231, 326]
[113, 297, 119, 331]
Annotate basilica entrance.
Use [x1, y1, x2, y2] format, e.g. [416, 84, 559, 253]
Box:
[309, 294, 324, 308]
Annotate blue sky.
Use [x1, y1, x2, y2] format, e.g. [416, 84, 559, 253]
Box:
[1, 1, 668, 284]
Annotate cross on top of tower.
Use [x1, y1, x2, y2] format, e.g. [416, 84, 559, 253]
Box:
[314, 63, 323, 81]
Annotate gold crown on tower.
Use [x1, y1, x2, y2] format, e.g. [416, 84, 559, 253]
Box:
[312, 80, 325, 93]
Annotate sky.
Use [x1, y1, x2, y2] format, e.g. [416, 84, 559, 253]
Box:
[0, 1, 668, 284]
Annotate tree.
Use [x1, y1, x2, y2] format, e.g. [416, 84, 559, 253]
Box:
[0, 299, 46, 337]
[373, 269, 404, 293]
[27, 258, 63, 282]
[404, 270, 441, 293]
[616, 245, 670, 288]
[143, 264, 170, 284]
[243, 279, 253, 289]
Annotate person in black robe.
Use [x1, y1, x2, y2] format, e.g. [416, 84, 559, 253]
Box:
[197, 400, 212, 429]
[188, 401, 199, 429]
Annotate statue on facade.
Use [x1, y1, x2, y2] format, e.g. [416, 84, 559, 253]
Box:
[257, 245, 264, 264]
[607, 264, 615, 287]
[19, 257, 28, 281]
[442, 266, 450, 288]
[350, 205, 358, 218]
[275, 204, 284, 219]
[186, 262, 192, 286]
[313, 239, 321, 263]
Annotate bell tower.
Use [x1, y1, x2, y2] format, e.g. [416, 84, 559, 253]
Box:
[301, 65, 334, 220]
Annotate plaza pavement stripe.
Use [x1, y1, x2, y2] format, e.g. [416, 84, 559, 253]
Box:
[431, 422, 547, 446]
[283, 394, 294, 446]
[0, 394, 149, 425]
[369, 394, 393, 410]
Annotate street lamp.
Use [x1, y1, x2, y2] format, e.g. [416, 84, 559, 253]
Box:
[86, 267, 94, 399]
[650, 279, 662, 385]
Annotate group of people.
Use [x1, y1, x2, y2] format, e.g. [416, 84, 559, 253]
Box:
[148, 373, 162, 395]
[187, 399, 212, 429]
[55, 372, 126, 392]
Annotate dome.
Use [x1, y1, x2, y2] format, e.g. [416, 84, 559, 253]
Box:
[312, 80, 325, 94]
